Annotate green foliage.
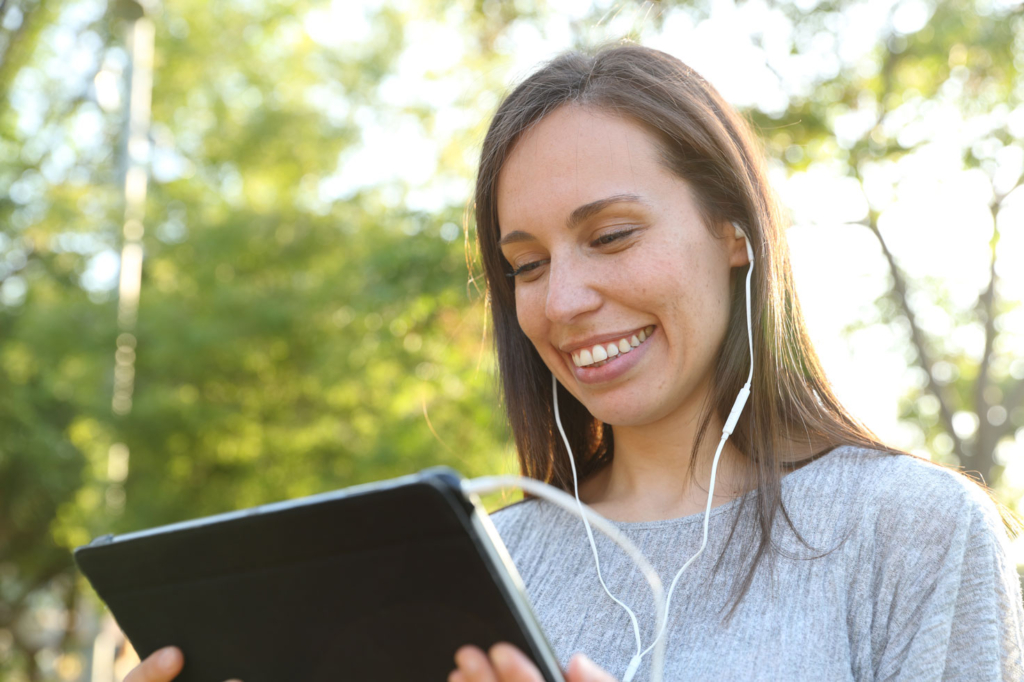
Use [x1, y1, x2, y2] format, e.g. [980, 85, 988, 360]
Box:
[0, 0, 519, 676]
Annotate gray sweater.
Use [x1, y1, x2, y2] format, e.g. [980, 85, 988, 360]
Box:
[488, 445, 1024, 681]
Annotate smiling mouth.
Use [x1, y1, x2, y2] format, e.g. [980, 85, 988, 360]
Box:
[571, 326, 655, 368]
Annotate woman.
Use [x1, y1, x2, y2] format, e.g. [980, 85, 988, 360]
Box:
[126, 44, 1023, 682]
[447, 44, 1024, 681]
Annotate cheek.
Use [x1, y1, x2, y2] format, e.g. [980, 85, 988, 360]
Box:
[634, 248, 702, 307]
[514, 287, 547, 343]
[637, 247, 725, 336]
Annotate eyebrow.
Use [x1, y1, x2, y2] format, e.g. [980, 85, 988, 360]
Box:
[498, 193, 647, 247]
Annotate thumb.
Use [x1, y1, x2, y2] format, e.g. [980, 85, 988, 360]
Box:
[566, 653, 619, 682]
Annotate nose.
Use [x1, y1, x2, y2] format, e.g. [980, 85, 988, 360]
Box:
[544, 252, 602, 324]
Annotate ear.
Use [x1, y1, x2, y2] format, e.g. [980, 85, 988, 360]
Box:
[727, 220, 751, 268]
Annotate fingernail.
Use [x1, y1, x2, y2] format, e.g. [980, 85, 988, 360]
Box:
[574, 654, 600, 673]
[457, 651, 478, 673]
[158, 648, 179, 671]
[489, 644, 512, 670]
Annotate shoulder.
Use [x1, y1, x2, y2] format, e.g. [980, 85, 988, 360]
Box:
[819, 445, 991, 509]
[832, 449, 1024, 679]
[847, 446, 999, 519]
[824, 445, 1012, 552]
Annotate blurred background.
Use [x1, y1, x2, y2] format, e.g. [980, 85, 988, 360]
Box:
[1, 0, 1022, 678]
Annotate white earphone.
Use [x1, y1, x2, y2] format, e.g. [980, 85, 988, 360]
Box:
[552, 220, 755, 682]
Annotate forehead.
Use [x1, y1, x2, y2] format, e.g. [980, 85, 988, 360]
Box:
[495, 106, 667, 235]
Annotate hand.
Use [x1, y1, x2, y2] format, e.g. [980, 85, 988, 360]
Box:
[450, 643, 619, 682]
[123, 646, 242, 682]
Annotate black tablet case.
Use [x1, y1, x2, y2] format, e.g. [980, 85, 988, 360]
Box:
[75, 468, 562, 682]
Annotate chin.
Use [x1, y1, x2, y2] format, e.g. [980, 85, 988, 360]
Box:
[579, 398, 663, 428]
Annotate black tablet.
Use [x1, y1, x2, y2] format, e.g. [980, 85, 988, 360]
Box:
[74, 467, 563, 682]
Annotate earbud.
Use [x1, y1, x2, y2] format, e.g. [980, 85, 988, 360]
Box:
[732, 220, 755, 264]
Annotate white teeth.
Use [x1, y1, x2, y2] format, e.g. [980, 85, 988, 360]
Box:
[570, 326, 656, 368]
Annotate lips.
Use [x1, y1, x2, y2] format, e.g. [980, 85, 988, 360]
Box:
[570, 326, 655, 368]
[564, 325, 656, 385]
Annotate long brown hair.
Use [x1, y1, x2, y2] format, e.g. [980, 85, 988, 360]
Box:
[473, 43, 1010, 621]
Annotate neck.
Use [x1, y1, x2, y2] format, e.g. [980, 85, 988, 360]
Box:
[578, 385, 752, 523]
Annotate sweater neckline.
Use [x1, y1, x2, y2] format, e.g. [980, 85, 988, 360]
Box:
[604, 444, 844, 531]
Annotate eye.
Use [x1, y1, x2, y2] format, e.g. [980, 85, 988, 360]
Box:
[506, 259, 549, 279]
[590, 227, 638, 247]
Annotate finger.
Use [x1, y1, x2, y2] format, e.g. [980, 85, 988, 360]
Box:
[123, 647, 184, 682]
[489, 643, 545, 682]
[566, 654, 619, 682]
[454, 645, 499, 682]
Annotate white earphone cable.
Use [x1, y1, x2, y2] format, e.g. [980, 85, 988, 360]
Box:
[549, 224, 755, 679]
[553, 373, 647, 681]
[637, 224, 756, 659]
[469, 225, 754, 681]
[459, 475, 668, 681]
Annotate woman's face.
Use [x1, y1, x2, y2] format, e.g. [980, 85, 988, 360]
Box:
[496, 105, 749, 427]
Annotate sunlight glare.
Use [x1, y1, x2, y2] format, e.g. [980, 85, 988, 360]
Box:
[303, 0, 372, 49]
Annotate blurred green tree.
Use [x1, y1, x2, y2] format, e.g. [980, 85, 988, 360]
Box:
[0, 0, 519, 676]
